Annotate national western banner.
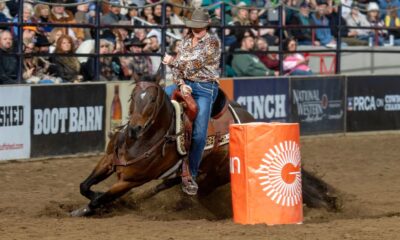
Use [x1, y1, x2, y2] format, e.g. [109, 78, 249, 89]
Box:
[0, 86, 31, 161]
[290, 76, 345, 134]
[30, 84, 106, 157]
[232, 77, 290, 122]
[347, 76, 400, 131]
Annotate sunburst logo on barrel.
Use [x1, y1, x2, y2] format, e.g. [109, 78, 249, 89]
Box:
[255, 140, 302, 207]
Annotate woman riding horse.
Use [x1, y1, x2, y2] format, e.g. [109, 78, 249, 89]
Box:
[163, 8, 220, 195]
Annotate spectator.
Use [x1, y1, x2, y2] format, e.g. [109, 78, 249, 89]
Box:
[122, 37, 152, 78]
[326, 2, 368, 46]
[144, 33, 161, 74]
[49, 3, 85, 44]
[12, 3, 33, 36]
[283, 37, 313, 75]
[48, 35, 83, 83]
[22, 38, 36, 81]
[101, 0, 127, 25]
[384, 5, 400, 45]
[0, 2, 12, 20]
[32, 4, 52, 33]
[166, 3, 184, 38]
[255, 37, 279, 71]
[82, 39, 120, 81]
[249, 8, 277, 45]
[22, 26, 38, 44]
[366, 2, 386, 46]
[378, 0, 400, 19]
[231, 34, 276, 77]
[0, 12, 10, 31]
[311, 0, 338, 47]
[127, 3, 143, 26]
[341, 0, 353, 18]
[0, 30, 18, 84]
[229, 2, 250, 44]
[142, 6, 154, 23]
[288, 1, 320, 46]
[75, 2, 92, 40]
[48, 27, 64, 53]
[345, 2, 371, 43]
[152, 4, 162, 25]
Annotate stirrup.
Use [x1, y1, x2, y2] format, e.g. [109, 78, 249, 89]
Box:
[181, 176, 198, 196]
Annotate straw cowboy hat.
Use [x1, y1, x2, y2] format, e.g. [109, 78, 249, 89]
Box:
[185, 8, 211, 29]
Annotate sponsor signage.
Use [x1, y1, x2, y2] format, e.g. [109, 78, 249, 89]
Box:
[31, 84, 106, 157]
[0, 86, 31, 161]
[347, 76, 400, 131]
[290, 77, 345, 134]
[233, 77, 290, 122]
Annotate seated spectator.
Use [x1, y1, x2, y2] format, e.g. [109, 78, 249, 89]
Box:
[378, 0, 400, 19]
[232, 34, 276, 77]
[121, 37, 152, 78]
[101, 0, 128, 25]
[345, 2, 371, 43]
[144, 32, 161, 74]
[48, 35, 83, 83]
[22, 38, 36, 81]
[127, 3, 143, 26]
[311, 0, 340, 47]
[82, 39, 120, 81]
[283, 37, 313, 76]
[226, 2, 250, 47]
[49, 3, 84, 44]
[32, 4, 51, 34]
[249, 8, 278, 45]
[0, 30, 18, 84]
[366, 2, 386, 46]
[384, 5, 400, 45]
[13, 3, 33, 36]
[22, 26, 37, 44]
[288, 1, 320, 46]
[152, 4, 162, 25]
[142, 6, 155, 24]
[166, 3, 184, 38]
[48, 27, 64, 53]
[75, 2, 92, 40]
[0, 2, 12, 20]
[326, 2, 368, 46]
[255, 37, 279, 71]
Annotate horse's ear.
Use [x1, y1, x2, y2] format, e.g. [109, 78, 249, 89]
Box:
[154, 72, 162, 85]
[132, 71, 141, 83]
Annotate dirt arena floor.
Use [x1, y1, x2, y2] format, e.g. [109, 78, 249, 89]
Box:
[0, 133, 400, 240]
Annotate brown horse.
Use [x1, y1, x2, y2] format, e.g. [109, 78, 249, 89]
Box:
[71, 75, 338, 217]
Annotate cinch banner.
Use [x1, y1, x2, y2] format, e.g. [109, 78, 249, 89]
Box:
[30, 84, 106, 157]
[233, 77, 290, 122]
[0, 86, 31, 161]
[290, 76, 345, 135]
[347, 76, 400, 131]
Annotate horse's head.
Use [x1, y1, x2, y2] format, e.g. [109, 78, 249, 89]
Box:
[128, 73, 163, 139]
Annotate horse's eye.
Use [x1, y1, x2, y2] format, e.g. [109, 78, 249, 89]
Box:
[151, 97, 157, 102]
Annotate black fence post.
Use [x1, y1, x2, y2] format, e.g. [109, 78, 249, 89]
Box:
[94, 0, 101, 81]
[17, 0, 24, 83]
[221, 2, 226, 77]
[336, 5, 342, 74]
[161, 0, 166, 78]
[278, 5, 284, 75]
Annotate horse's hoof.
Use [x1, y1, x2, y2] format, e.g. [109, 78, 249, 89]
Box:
[70, 205, 93, 217]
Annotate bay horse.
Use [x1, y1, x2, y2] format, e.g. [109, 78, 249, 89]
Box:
[71, 75, 338, 217]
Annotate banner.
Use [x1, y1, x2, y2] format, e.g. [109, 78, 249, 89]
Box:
[290, 76, 345, 134]
[347, 76, 400, 131]
[31, 84, 106, 157]
[105, 82, 135, 146]
[233, 77, 290, 122]
[0, 86, 31, 161]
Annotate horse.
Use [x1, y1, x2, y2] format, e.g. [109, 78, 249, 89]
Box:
[71, 74, 339, 217]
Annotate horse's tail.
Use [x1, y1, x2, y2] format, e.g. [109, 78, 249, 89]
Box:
[302, 169, 341, 211]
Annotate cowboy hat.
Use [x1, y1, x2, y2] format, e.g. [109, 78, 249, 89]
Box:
[185, 8, 210, 29]
[124, 37, 146, 47]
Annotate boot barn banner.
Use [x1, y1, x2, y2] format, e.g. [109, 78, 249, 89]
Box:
[347, 76, 400, 131]
[30, 84, 106, 157]
[0, 86, 31, 161]
[290, 76, 345, 135]
[221, 77, 290, 122]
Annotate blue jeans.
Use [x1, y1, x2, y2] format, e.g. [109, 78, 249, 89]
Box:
[165, 81, 218, 177]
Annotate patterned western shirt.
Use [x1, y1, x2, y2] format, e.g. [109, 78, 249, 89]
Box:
[170, 32, 221, 85]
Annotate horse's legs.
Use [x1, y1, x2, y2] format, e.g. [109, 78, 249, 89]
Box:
[138, 177, 181, 200]
[88, 180, 142, 210]
[80, 154, 114, 200]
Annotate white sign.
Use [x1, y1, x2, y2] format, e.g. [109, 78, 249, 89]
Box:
[0, 86, 31, 161]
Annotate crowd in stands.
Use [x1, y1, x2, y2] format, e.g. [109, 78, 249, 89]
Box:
[0, 0, 399, 84]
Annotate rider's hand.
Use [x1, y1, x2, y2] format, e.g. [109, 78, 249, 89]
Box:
[180, 84, 192, 96]
[162, 54, 174, 65]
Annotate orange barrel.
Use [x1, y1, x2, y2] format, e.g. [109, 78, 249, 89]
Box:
[229, 122, 303, 225]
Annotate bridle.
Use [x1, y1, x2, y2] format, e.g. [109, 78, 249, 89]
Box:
[129, 81, 165, 138]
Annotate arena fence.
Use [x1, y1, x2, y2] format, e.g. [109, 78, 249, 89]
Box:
[1, 75, 400, 161]
[1, 0, 400, 82]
